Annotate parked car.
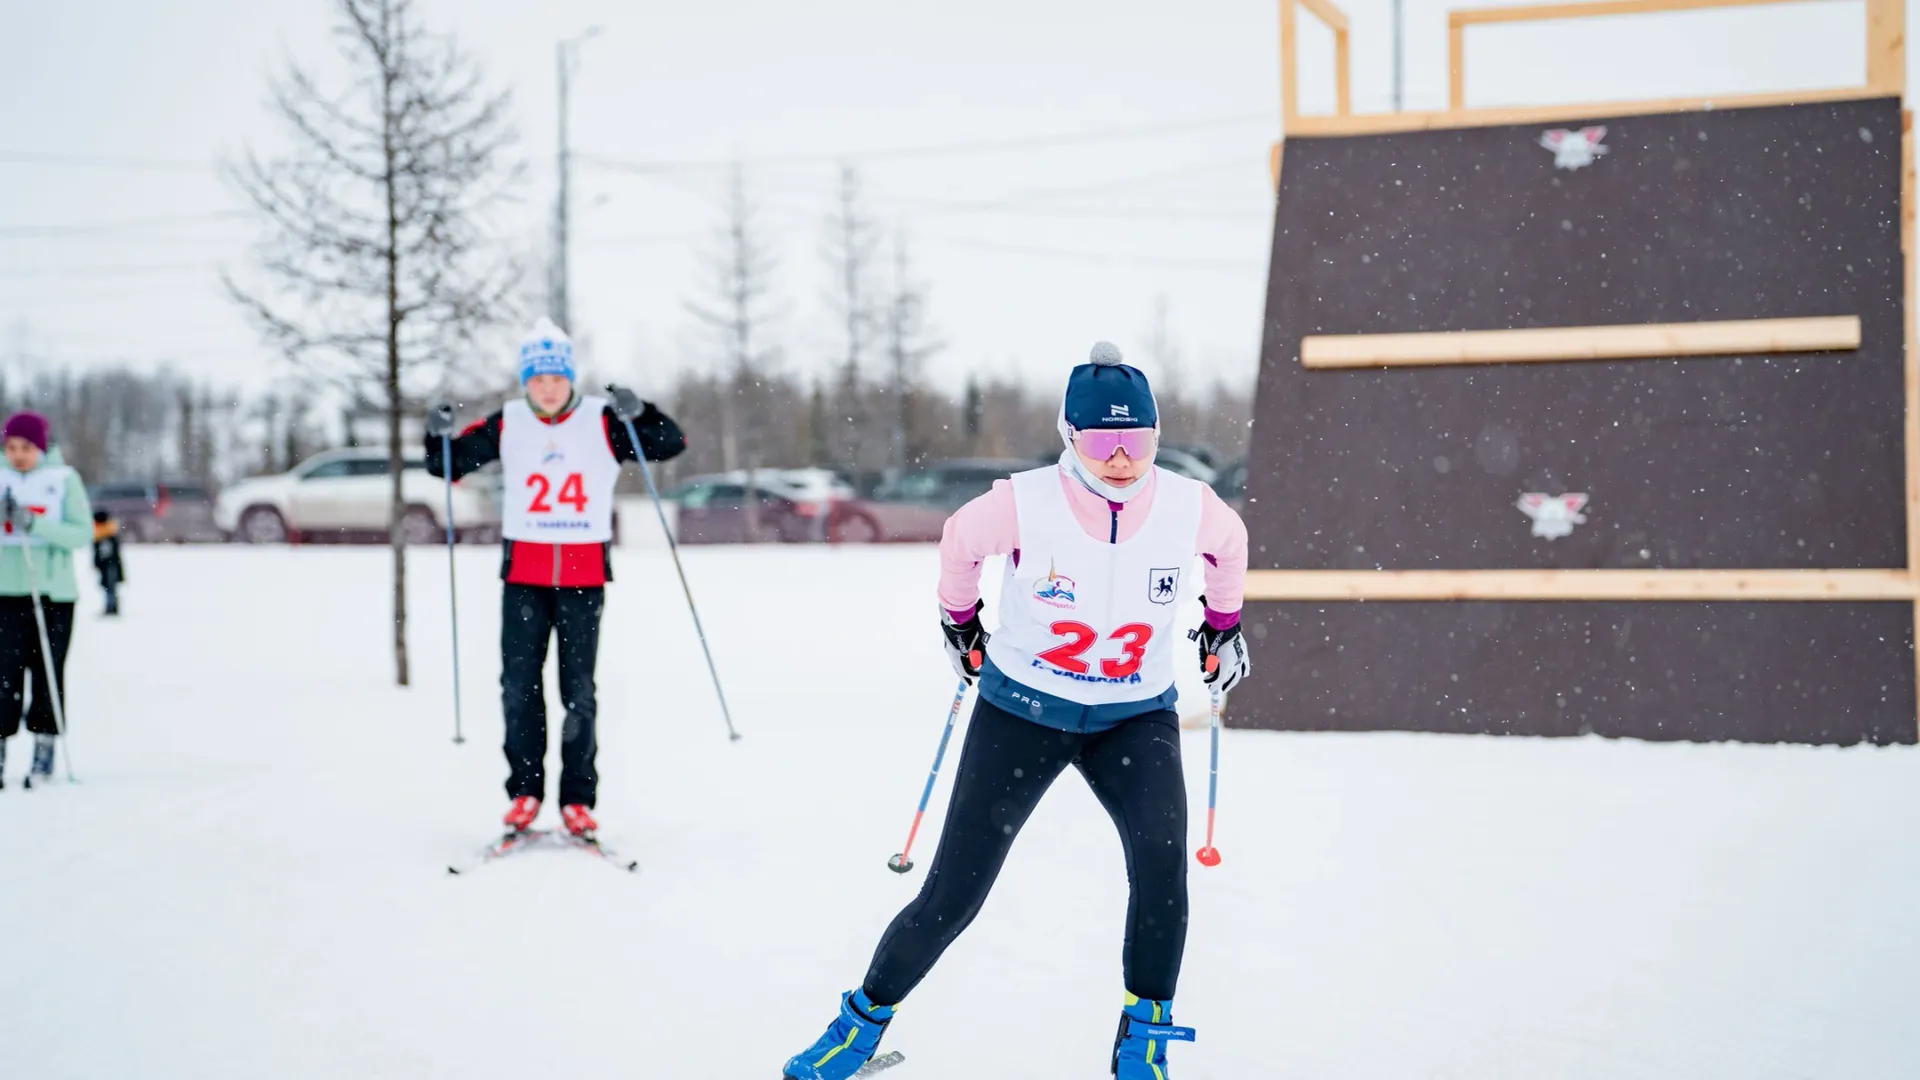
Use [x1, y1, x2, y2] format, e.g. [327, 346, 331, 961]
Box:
[87, 479, 224, 542]
[1212, 458, 1247, 511]
[665, 474, 825, 544]
[862, 458, 1033, 542]
[873, 459, 1030, 513]
[215, 447, 496, 544]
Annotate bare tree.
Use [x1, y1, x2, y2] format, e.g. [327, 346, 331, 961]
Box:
[686, 163, 780, 465]
[820, 165, 881, 468]
[881, 231, 945, 473]
[224, 0, 522, 686]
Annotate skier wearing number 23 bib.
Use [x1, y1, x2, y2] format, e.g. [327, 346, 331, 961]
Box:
[424, 317, 685, 839]
[783, 342, 1250, 1080]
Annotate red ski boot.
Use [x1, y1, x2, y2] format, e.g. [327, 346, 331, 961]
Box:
[561, 804, 598, 838]
[502, 796, 541, 832]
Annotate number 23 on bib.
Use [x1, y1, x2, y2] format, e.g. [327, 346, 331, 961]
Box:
[499, 395, 622, 543]
[984, 465, 1204, 706]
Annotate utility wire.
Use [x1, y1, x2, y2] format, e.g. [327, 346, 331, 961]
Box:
[0, 211, 250, 239]
[0, 151, 216, 172]
[578, 111, 1275, 173]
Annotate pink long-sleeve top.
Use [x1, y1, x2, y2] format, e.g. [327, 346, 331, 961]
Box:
[939, 466, 1249, 628]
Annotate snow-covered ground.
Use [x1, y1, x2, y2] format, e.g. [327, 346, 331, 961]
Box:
[3, 544, 1918, 1079]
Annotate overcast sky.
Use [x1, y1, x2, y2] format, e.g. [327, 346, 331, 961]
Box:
[0, 0, 1877, 401]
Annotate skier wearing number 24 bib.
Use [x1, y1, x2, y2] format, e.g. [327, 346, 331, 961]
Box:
[783, 342, 1251, 1080]
[424, 317, 685, 839]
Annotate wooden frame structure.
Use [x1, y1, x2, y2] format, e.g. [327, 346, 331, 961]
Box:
[1278, 0, 1353, 126]
[1244, 569, 1920, 602]
[1278, 0, 1905, 137]
[1300, 316, 1861, 370]
[1267, 0, 1919, 731]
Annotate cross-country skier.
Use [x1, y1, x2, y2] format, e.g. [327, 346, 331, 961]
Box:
[783, 342, 1252, 1080]
[0, 412, 93, 790]
[93, 510, 125, 617]
[424, 317, 686, 838]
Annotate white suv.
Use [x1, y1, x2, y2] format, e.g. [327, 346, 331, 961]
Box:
[216, 448, 497, 544]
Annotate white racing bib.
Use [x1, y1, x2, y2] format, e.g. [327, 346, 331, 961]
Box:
[500, 395, 621, 544]
[984, 465, 1204, 707]
[0, 465, 74, 544]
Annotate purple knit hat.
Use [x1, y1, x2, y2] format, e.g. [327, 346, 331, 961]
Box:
[3, 411, 49, 453]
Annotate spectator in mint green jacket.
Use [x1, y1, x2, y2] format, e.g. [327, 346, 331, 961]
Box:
[0, 411, 92, 789]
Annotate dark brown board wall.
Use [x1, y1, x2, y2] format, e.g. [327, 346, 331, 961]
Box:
[1241, 98, 1914, 744]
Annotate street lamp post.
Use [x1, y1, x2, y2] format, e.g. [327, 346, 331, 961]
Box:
[552, 26, 601, 334]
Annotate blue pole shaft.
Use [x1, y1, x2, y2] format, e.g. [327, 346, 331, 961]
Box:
[893, 679, 969, 870]
[441, 434, 465, 745]
[618, 414, 741, 741]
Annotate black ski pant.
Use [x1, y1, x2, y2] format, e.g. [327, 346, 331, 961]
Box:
[862, 699, 1189, 1006]
[0, 595, 74, 739]
[500, 583, 604, 808]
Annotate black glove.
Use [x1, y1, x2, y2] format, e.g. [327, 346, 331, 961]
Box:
[605, 384, 646, 422]
[426, 403, 457, 438]
[0, 491, 31, 535]
[941, 599, 990, 684]
[1188, 596, 1250, 693]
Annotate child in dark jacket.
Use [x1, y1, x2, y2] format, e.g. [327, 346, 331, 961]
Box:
[92, 511, 124, 616]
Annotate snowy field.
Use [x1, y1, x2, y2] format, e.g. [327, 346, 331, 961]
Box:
[3, 543, 1919, 1079]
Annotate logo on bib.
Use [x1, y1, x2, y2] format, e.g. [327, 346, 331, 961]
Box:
[541, 439, 566, 465]
[1033, 562, 1077, 610]
[1148, 567, 1180, 605]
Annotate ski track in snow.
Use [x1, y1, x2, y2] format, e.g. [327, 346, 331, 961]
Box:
[2, 545, 1918, 1079]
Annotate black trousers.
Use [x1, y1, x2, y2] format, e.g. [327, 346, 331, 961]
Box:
[862, 700, 1190, 1005]
[500, 584, 604, 808]
[0, 596, 74, 739]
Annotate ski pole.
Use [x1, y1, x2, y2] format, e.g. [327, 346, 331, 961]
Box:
[609, 389, 740, 742]
[11, 501, 75, 782]
[889, 679, 969, 874]
[440, 431, 465, 746]
[1195, 682, 1222, 867]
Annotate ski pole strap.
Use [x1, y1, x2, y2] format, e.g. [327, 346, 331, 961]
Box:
[1125, 1020, 1197, 1043]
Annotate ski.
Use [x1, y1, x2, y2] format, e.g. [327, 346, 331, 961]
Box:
[554, 832, 639, 873]
[854, 1051, 905, 1076]
[447, 828, 550, 875]
[447, 829, 637, 875]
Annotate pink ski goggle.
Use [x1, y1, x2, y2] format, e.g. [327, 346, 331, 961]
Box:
[1073, 427, 1157, 461]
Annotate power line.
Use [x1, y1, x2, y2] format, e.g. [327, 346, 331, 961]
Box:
[578, 111, 1276, 173]
[925, 235, 1263, 272]
[0, 151, 216, 172]
[0, 261, 218, 279]
[0, 211, 250, 239]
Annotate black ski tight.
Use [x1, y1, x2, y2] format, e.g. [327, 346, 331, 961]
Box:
[501, 584, 604, 808]
[862, 700, 1189, 1005]
[0, 596, 72, 739]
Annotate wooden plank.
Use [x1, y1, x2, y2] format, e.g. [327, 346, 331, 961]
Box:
[1297, 0, 1350, 32]
[1335, 26, 1352, 116]
[1285, 86, 1889, 137]
[1448, 22, 1466, 110]
[1279, 0, 1299, 130]
[1243, 569, 1919, 602]
[1866, 0, 1906, 98]
[1300, 316, 1860, 369]
[1269, 140, 1285, 193]
[1450, 0, 1842, 28]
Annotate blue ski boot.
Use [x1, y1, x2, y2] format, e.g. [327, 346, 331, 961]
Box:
[1112, 994, 1195, 1079]
[783, 988, 895, 1080]
[23, 734, 54, 789]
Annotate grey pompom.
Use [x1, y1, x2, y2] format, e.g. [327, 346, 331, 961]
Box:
[1089, 341, 1123, 366]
